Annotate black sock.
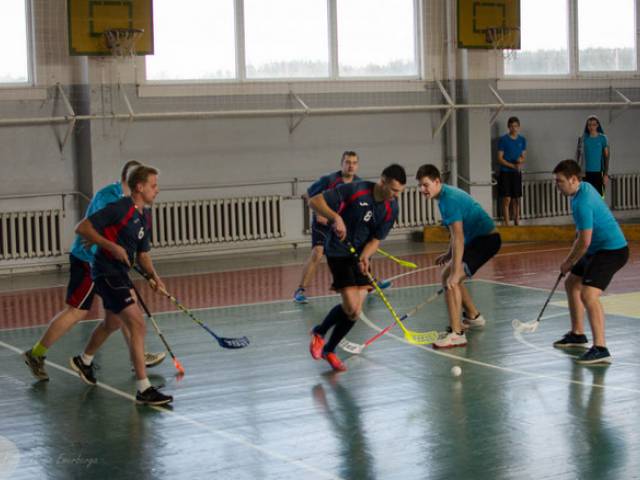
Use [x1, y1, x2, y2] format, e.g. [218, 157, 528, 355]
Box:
[323, 315, 357, 353]
[313, 304, 348, 336]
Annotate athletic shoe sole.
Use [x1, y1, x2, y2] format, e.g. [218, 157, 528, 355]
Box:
[432, 342, 467, 349]
[553, 343, 590, 350]
[575, 356, 612, 365]
[135, 398, 173, 406]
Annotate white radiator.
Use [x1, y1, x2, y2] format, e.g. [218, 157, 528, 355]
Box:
[150, 196, 284, 247]
[520, 179, 572, 219]
[612, 173, 640, 210]
[0, 210, 64, 260]
[396, 185, 438, 227]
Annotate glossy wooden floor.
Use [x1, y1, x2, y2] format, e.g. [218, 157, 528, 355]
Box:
[0, 241, 639, 479]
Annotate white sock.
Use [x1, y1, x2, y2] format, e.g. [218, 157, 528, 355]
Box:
[136, 377, 152, 393]
[81, 353, 94, 366]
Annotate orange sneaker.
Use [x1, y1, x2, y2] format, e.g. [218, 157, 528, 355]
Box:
[309, 332, 325, 360]
[322, 352, 347, 372]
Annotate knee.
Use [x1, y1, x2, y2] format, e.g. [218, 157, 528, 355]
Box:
[310, 247, 324, 263]
[341, 304, 360, 319]
[580, 289, 600, 307]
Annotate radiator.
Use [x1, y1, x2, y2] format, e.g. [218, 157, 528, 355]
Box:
[396, 185, 438, 227]
[520, 179, 572, 219]
[0, 210, 64, 260]
[612, 173, 640, 210]
[150, 196, 284, 247]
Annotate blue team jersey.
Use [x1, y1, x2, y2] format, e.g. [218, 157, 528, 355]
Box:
[308, 171, 362, 231]
[583, 134, 608, 173]
[497, 134, 527, 172]
[70, 182, 123, 263]
[438, 184, 495, 245]
[571, 182, 626, 254]
[322, 181, 398, 257]
[88, 196, 152, 278]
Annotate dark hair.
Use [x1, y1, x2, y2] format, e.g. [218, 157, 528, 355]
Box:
[341, 151, 358, 163]
[381, 164, 406, 185]
[127, 165, 159, 193]
[553, 159, 582, 179]
[583, 115, 604, 135]
[507, 116, 520, 127]
[120, 160, 142, 183]
[415, 164, 441, 181]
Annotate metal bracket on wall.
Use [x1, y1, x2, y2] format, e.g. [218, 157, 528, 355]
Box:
[609, 88, 632, 124]
[432, 80, 454, 138]
[118, 82, 136, 146]
[55, 83, 77, 153]
[288, 90, 309, 134]
[488, 85, 505, 126]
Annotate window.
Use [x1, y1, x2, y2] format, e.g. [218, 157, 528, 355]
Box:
[578, 0, 636, 72]
[504, 0, 569, 76]
[244, 0, 328, 78]
[337, 0, 418, 77]
[146, 0, 236, 81]
[0, 0, 29, 84]
[146, 0, 419, 82]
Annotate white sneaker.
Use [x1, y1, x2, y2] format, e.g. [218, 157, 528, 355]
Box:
[144, 352, 166, 368]
[433, 329, 467, 349]
[462, 312, 486, 329]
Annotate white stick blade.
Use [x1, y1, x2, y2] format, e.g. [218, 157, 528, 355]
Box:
[339, 338, 364, 354]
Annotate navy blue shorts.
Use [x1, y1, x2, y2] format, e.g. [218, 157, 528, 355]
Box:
[95, 275, 135, 314]
[462, 233, 502, 277]
[65, 254, 96, 310]
[498, 171, 522, 198]
[571, 246, 629, 291]
[326, 256, 370, 290]
[311, 222, 329, 247]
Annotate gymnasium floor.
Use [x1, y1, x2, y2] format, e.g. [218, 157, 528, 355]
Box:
[0, 240, 639, 480]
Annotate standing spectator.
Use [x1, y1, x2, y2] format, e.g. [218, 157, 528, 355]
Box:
[576, 115, 609, 197]
[497, 116, 527, 226]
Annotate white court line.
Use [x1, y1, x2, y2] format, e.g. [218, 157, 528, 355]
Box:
[358, 313, 640, 394]
[0, 340, 344, 480]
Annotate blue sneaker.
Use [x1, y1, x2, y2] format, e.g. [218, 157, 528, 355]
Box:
[377, 279, 392, 290]
[576, 346, 612, 365]
[294, 288, 308, 304]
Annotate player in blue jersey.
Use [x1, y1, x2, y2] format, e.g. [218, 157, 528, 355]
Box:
[294, 151, 362, 304]
[575, 115, 609, 196]
[307, 164, 406, 371]
[552, 159, 628, 365]
[416, 164, 501, 349]
[71, 165, 172, 405]
[497, 116, 526, 226]
[23, 161, 165, 382]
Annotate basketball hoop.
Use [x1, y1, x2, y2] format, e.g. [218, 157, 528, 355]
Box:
[103, 28, 144, 58]
[485, 26, 520, 61]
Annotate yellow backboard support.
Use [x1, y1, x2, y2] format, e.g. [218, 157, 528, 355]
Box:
[68, 0, 153, 56]
[457, 0, 520, 49]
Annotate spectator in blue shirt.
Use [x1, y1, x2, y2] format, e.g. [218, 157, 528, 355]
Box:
[497, 116, 526, 226]
[552, 159, 628, 365]
[575, 115, 609, 197]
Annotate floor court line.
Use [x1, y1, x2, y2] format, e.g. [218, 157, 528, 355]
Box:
[0, 339, 344, 480]
[357, 313, 640, 394]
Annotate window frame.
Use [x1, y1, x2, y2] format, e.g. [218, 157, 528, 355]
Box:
[501, 0, 640, 81]
[0, 0, 35, 88]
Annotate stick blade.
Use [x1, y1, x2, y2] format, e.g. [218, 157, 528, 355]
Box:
[406, 330, 439, 345]
[217, 336, 250, 349]
[511, 318, 538, 333]
[339, 339, 364, 355]
[173, 358, 186, 375]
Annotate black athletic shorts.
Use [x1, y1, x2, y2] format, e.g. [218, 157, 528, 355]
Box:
[498, 171, 523, 198]
[311, 222, 329, 248]
[326, 256, 370, 290]
[584, 172, 605, 196]
[66, 254, 96, 310]
[462, 232, 502, 277]
[95, 275, 135, 314]
[571, 246, 629, 291]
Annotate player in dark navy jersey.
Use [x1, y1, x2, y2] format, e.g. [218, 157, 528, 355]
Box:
[307, 164, 406, 371]
[294, 151, 361, 304]
[71, 165, 173, 405]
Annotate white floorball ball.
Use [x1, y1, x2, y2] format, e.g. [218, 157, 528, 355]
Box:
[451, 366, 462, 377]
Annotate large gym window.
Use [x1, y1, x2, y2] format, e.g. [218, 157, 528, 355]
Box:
[578, 0, 636, 72]
[0, 0, 30, 84]
[337, 0, 418, 77]
[504, 0, 570, 76]
[146, 0, 236, 81]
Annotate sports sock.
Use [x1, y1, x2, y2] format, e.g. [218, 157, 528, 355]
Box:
[31, 342, 48, 358]
[313, 304, 348, 336]
[323, 315, 357, 353]
[136, 377, 152, 393]
[80, 353, 94, 366]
